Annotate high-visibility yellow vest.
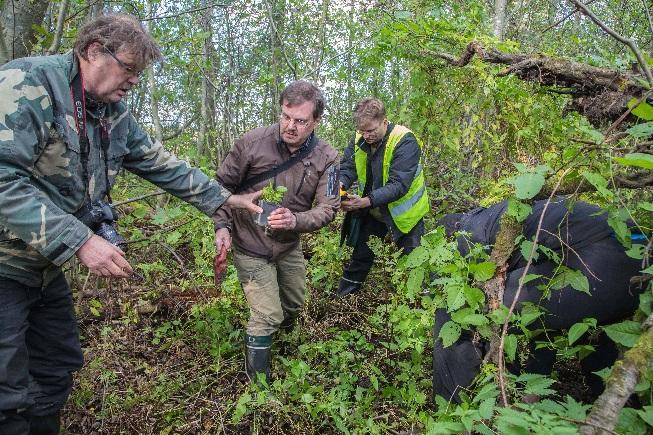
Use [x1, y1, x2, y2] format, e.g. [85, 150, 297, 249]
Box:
[354, 125, 429, 233]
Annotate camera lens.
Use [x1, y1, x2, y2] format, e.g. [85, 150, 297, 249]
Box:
[96, 222, 128, 251]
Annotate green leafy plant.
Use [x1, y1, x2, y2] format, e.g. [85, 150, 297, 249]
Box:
[261, 182, 287, 204]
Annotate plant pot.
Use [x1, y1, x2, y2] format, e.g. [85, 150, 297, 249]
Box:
[254, 200, 280, 226]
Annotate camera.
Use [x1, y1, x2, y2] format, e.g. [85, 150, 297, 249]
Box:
[74, 200, 128, 251]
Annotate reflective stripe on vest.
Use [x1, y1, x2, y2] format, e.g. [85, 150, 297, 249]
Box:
[354, 125, 429, 233]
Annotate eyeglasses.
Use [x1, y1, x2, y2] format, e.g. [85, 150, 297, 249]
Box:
[280, 112, 312, 128]
[357, 121, 385, 135]
[103, 47, 142, 78]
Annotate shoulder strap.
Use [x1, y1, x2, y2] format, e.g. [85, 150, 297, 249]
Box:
[235, 133, 318, 193]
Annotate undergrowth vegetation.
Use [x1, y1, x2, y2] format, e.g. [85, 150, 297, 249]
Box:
[56, 1, 653, 433]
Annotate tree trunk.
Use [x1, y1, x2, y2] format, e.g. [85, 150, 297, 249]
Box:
[0, 0, 49, 64]
[46, 0, 69, 55]
[197, 0, 217, 163]
[493, 0, 508, 40]
[581, 314, 653, 434]
[268, 0, 285, 124]
[87, 0, 103, 19]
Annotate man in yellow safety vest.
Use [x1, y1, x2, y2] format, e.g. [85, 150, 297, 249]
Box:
[338, 97, 429, 297]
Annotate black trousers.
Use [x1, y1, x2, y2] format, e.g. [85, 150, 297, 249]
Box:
[433, 236, 643, 403]
[0, 272, 84, 434]
[342, 215, 424, 285]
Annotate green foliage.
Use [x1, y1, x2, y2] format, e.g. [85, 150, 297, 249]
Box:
[261, 182, 287, 204]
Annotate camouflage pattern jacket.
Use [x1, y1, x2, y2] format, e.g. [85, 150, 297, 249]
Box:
[0, 53, 230, 287]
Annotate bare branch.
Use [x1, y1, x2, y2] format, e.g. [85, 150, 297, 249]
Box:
[541, 0, 597, 33]
[112, 190, 166, 207]
[266, 0, 298, 79]
[46, 0, 69, 55]
[163, 114, 200, 141]
[141, 2, 229, 21]
[571, 0, 653, 87]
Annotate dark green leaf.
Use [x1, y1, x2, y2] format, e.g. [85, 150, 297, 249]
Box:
[504, 334, 517, 363]
[614, 153, 653, 170]
[568, 322, 589, 345]
[627, 98, 653, 120]
[469, 261, 496, 281]
[511, 172, 545, 199]
[550, 267, 590, 294]
[625, 122, 653, 139]
[506, 199, 532, 222]
[438, 321, 461, 348]
[604, 320, 642, 347]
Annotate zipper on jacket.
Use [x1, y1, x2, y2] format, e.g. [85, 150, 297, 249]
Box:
[295, 161, 311, 195]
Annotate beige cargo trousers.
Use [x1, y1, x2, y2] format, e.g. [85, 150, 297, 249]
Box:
[233, 243, 306, 336]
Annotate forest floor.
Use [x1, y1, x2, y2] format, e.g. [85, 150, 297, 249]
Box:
[61, 239, 434, 433]
[61, 234, 595, 434]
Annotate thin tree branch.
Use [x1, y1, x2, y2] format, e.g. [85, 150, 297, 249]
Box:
[141, 2, 229, 21]
[641, 0, 653, 40]
[46, 0, 69, 55]
[571, 0, 653, 87]
[113, 190, 166, 207]
[542, 0, 597, 33]
[266, 0, 298, 79]
[163, 114, 200, 141]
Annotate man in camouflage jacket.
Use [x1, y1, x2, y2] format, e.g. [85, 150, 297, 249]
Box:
[0, 14, 259, 434]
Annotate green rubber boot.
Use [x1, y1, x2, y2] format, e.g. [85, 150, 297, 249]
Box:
[245, 334, 272, 385]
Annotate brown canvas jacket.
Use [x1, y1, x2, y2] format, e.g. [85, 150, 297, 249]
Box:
[214, 124, 339, 261]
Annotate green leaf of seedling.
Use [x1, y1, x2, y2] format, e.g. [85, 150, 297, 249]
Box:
[568, 322, 589, 345]
[479, 397, 496, 419]
[636, 406, 653, 427]
[626, 244, 646, 260]
[640, 291, 653, 316]
[488, 305, 510, 324]
[446, 283, 466, 311]
[518, 374, 556, 396]
[581, 171, 613, 200]
[642, 265, 653, 275]
[511, 172, 546, 199]
[520, 273, 543, 286]
[406, 268, 424, 293]
[439, 321, 461, 348]
[638, 201, 653, 212]
[519, 303, 543, 327]
[604, 320, 642, 347]
[627, 98, 653, 120]
[520, 240, 539, 262]
[463, 286, 486, 311]
[625, 122, 653, 139]
[506, 198, 532, 222]
[617, 408, 648, 435]
[550, 267, 590, 294]
[608, 214, 631, 245]
[593, 367, 611, 381]
[504, 334, 517, 363]
[452, 308, 489, 326]
[469, 261, 496, 281]
[405, 246, 430, 268]
[563, 395, 590, 420]
[614, 152, 653, 170]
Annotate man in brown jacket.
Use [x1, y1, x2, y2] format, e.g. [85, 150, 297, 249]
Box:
[213, 80, 339, 382]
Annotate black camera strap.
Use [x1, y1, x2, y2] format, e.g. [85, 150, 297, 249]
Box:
[235, 132, 318, 193]
[70, 60, 113, 203]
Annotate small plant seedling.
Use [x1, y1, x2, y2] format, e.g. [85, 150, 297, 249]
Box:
[261, 182, 287, 204]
